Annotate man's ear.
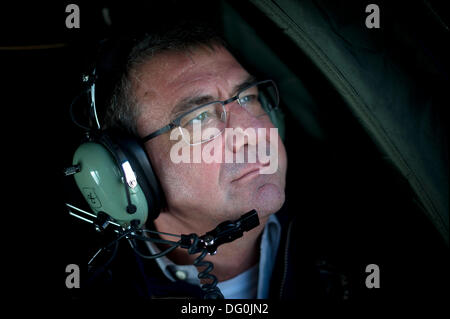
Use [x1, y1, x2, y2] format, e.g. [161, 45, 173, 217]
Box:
[260, 92, 285, 141]
[269, 107, 285, 141]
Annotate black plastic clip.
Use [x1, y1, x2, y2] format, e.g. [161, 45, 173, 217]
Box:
[200, 210, 260, 255]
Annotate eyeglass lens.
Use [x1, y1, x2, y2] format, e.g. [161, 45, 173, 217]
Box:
[179, 81, 278, 145]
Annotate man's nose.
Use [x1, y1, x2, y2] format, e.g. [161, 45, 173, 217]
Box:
[224, 102, 267, 154]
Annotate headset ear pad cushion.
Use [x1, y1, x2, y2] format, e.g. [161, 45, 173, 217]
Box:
[114, 134, 165, 221]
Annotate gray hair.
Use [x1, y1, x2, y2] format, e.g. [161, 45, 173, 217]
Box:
[103, 22, 227, 136]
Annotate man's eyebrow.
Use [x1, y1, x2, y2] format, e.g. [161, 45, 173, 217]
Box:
[171, 94, 216, 117]
[170, 74, 257, 118]
[232, 74, 256, 94]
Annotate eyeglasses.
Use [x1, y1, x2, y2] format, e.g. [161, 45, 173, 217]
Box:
[141, 79, 279, 145]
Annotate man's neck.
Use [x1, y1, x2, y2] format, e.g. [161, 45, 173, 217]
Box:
[153, 212, 268, 282]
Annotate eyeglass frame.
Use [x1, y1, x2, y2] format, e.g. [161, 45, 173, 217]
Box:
[140, 79, 279, 145]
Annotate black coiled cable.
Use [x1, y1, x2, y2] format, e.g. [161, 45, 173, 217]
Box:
[86, 230, 224, 299]
[187, 234, 224, 299]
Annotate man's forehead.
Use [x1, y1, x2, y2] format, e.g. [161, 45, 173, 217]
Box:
[135, 45, 244, 92]
[134, 45, 249, 124]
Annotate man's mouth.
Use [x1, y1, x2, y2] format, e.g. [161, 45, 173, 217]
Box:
[231, 163, 270, 183]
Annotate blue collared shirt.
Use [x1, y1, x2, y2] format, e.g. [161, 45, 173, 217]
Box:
[144, 214, 281, 299]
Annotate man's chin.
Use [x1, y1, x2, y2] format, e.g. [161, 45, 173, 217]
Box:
[249, 183, 285, 219]
[222, 180, 285, 221]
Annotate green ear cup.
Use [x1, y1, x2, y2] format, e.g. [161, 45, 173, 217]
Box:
[72, 142, 149, 228]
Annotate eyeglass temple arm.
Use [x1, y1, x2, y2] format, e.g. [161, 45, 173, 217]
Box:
[141, 123, 176, 143]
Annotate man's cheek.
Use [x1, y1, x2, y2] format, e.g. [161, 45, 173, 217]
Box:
[165, 163, 217, 194]
[186, 163, 221, 192]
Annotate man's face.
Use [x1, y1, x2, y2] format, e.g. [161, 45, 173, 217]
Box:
[134, 45, 287, 228]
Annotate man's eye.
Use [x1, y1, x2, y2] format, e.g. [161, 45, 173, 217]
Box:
[190, 111, 209, 123]
[239, 94, 257, 106]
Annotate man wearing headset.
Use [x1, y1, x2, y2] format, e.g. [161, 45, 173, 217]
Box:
[86, 21, 346, 300]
